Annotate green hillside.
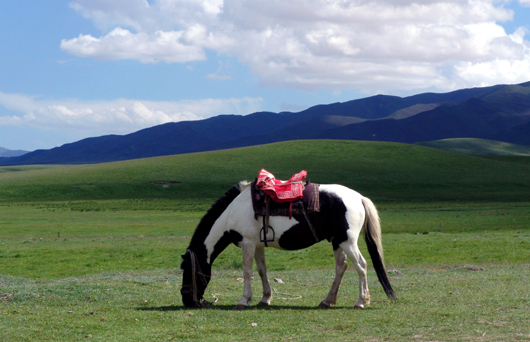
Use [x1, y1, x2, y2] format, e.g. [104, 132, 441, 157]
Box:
[417, 138, 530, 156]
[1, 140, 529, 204]
[480, 155, 530, 167]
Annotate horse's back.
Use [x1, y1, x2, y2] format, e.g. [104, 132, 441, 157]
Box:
[319, 184, 365, 214]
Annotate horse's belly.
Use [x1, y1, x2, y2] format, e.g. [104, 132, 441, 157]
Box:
[275, 219, 321, 250]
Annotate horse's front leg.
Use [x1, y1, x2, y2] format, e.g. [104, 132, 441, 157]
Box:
[234, 238, 256, 310]
[254, 246, 272, 306]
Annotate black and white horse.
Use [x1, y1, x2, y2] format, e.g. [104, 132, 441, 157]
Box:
[180, 181, 395, 309]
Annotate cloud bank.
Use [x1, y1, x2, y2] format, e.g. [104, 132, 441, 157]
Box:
[0, 91, 263, 134]
[61, 0, 530, 93]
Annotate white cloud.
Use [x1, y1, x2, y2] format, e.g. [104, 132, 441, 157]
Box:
[61, 28, 206, 63]
[69, 0, 223, 32]
[207, 73, 233, 80]
[69, 0, 158, 32]
[455, 57, 530, 87]
[0, 91, 263, 134]
[62, 0, 530, 92]
[0, 115, 25, 126]
[0, 92, 41, 112]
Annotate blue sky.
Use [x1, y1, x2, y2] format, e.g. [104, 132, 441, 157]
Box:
[1, 0, 530, 151]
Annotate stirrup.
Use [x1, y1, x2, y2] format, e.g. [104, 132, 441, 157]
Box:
[260, 225, 275, 243]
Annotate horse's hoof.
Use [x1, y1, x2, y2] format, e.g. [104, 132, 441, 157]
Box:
[353, 304, 364, 310]
[257, 301, 269, 307]
[318, 302, 330, 309]
[233, 304, 248, 310]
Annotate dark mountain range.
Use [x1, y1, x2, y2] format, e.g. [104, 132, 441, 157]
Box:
[1, 82, 529, 166]
[491, 121, 530, 145]
[314, 97, 528, 143]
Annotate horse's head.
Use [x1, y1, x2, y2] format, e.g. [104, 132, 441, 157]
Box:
[180, 249, 211, 308]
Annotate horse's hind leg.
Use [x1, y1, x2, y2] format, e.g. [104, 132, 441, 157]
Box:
[255, 246, 272, 306]
[341, 240, 370, 309]
[319, 247, 348, 308]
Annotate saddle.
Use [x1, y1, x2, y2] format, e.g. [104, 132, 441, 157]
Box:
[251, 169, 320, 244]
[256, 169, 307, 203]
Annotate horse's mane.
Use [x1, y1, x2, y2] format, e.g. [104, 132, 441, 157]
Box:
[188, 183, 244, 250]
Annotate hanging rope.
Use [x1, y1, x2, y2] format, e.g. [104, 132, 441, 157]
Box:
[187, 249, 215, 307]
[236, 277, 302, 300]
[272, 287, 302, 300]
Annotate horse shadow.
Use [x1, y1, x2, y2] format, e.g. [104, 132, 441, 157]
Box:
[137, 304, 366, 311]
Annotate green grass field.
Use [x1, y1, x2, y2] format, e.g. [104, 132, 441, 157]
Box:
[1, 140, 530, 341]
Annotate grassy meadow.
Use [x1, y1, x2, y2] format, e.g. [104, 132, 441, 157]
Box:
[1, 140, 530, 341]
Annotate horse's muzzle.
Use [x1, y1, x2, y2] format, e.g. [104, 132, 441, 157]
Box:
[182, 298, 199, 308]
[181, 287, 199, 308]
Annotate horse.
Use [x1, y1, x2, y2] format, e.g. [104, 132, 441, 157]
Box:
[180, 181, 395, 310]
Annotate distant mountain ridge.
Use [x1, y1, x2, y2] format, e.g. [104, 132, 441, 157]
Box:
[1, 82, 530, 166]
[0, 147, 28, 158]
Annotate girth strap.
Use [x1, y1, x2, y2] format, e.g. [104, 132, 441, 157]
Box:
[260, 196, 275, 246]
[302, 205, 319, 242]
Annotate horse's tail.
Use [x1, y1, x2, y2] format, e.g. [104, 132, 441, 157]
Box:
[361, 196, 395, 299]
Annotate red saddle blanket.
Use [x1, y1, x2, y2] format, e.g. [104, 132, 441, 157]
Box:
[256, 169, 307, 203]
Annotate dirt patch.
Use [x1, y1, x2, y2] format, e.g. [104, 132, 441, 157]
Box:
[461, 264, 485, 271]
[0, 293, 13, 302]
[150, 181, 181, 188]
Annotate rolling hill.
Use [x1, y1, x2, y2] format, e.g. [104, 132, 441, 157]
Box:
[1, 140, 529, 204]
[417, 138, 530, 156]
[1, 82, 529, 166]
